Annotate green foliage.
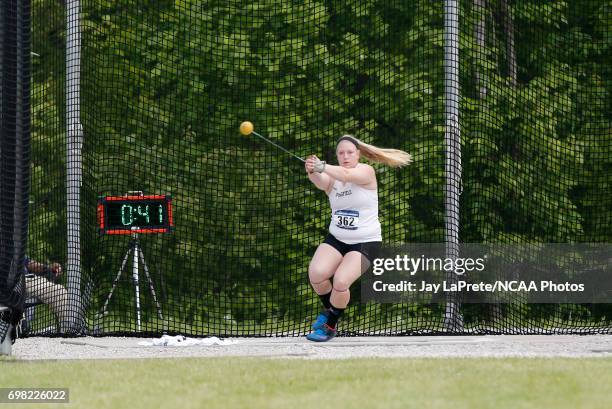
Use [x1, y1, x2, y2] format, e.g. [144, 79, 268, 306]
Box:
[29, 0, 611, 333]
[460, 0, 610, 244]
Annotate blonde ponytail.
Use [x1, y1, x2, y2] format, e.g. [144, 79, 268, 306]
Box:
[338, 135, 412, 168]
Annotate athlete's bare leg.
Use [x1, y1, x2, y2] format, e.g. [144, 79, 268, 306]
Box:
[330, 251, 370, 308]
[308, 243, 343, 295]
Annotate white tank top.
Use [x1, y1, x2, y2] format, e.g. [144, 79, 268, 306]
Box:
[328, 179, 382, 244]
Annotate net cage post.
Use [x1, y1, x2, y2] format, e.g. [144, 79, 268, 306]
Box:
[443, 0, 464, 331]
[0, 0, 31, 350]
[65, 0, 83, 333]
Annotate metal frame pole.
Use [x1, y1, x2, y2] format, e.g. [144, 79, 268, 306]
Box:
[66, 0, 83, 333]
[444, 0, 464, 332]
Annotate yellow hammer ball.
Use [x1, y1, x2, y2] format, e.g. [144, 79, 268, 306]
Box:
[240, 121, 254, 136]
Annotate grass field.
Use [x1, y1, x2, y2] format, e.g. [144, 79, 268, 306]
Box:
[1, 357, 611, 408]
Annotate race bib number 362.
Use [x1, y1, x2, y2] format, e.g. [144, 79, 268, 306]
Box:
[334, 210, 359, 230]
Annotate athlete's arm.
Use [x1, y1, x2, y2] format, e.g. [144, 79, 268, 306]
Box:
[321, 163, 375, 186]
[309, 172, 334, 193]
[305, 156, 334, 192]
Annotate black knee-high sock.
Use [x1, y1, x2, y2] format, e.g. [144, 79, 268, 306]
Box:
[326, 305, 345, 329]
[318, 291, 332, 310]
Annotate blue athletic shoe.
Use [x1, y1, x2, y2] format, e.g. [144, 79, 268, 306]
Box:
[312, 311, 329, 330]
[306, 324, 337, 342]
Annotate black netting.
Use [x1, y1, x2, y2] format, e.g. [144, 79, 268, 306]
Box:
[459, 0, 611, 333]
[20, 0, 612, 336]
[0, 0, 31, 332]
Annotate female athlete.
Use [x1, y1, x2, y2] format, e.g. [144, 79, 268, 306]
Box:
[304, 135, 411, 341]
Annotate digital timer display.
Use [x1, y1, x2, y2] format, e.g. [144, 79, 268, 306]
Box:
[97, 195, 173, 235]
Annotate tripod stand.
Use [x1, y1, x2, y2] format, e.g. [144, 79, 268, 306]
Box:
[101, 233, 163, 331]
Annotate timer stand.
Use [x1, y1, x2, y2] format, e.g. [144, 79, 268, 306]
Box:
[100, 232, 163, 331]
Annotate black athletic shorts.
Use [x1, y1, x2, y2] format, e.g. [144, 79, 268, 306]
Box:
[323, 234, 381, 263]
